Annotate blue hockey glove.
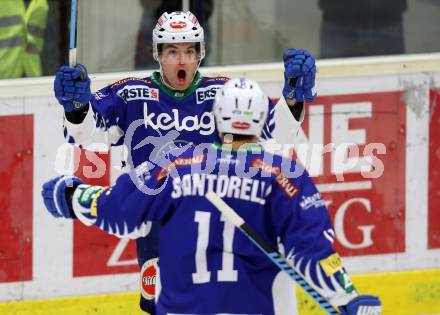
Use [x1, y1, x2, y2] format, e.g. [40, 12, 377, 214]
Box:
[282, 48, 316, 102]
[41, 175, 84, 218]
[339, 295, 382, 315]
[54, 64, 91, 112]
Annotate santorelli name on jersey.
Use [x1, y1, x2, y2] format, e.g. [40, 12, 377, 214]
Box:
[143, 102, 215, 135]
[117, 85, 159, 103]
[196, 85, 222, 104]
[171, 173, 270, 205]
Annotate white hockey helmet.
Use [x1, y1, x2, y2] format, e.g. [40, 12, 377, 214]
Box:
[152, 11, 205, 62]
[213, 78, 268, 136]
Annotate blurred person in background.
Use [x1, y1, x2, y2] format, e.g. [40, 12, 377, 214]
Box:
[319, 0, 407, 58]
[0, 0, 48, 79]
[41, 0, 69, 76]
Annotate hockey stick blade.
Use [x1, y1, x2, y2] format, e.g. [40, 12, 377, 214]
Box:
[205, 191, 339, 315]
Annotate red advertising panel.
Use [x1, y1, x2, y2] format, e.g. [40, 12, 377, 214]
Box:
[299, 92, 406, 256]
[429, 89, 440, 249]
[0, 115, 33, 282]
[73, 149, 138, 277]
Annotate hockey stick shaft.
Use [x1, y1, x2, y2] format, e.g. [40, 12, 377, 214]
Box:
[206, 191, 339, 315]
[68, 0, 87, 81]
[69, 0, 78, 67]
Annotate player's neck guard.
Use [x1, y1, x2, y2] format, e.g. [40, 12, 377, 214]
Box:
[150, 71, 203, 100]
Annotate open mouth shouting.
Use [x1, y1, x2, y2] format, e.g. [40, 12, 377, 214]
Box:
[177, 69, 187, 83]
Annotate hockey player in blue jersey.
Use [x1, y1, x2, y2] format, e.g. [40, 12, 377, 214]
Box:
[52, 10, 317, 314]
[44, 78, 381, 315]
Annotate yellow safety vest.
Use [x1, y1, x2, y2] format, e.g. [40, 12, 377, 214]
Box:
[0, 0, 48, 79]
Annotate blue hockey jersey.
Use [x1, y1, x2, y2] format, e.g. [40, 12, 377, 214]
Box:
[64, 72, 276, 168]
[72, 143, 358, 315]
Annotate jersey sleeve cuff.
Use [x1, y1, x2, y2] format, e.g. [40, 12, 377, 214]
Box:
[63, 105, 113, 151]
[72, 184, 101, 226]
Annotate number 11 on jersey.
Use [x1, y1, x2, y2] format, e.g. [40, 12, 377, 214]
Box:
[192, 210, 238, 284]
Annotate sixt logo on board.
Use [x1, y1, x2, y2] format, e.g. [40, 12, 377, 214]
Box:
[196, 85, 222, 104]
[117, 85, 159, 103]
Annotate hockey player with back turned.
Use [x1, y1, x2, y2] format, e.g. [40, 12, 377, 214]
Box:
[43, 78, 382, 315]
[52, 10, 317, 314]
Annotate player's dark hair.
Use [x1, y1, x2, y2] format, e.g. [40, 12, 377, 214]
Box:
[157, 43, 201, 56]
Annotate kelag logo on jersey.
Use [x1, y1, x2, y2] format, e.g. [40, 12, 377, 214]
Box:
[143, 102, 215, 135]
[196, 85, 222, 104]
[117, 85, 159, 103]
